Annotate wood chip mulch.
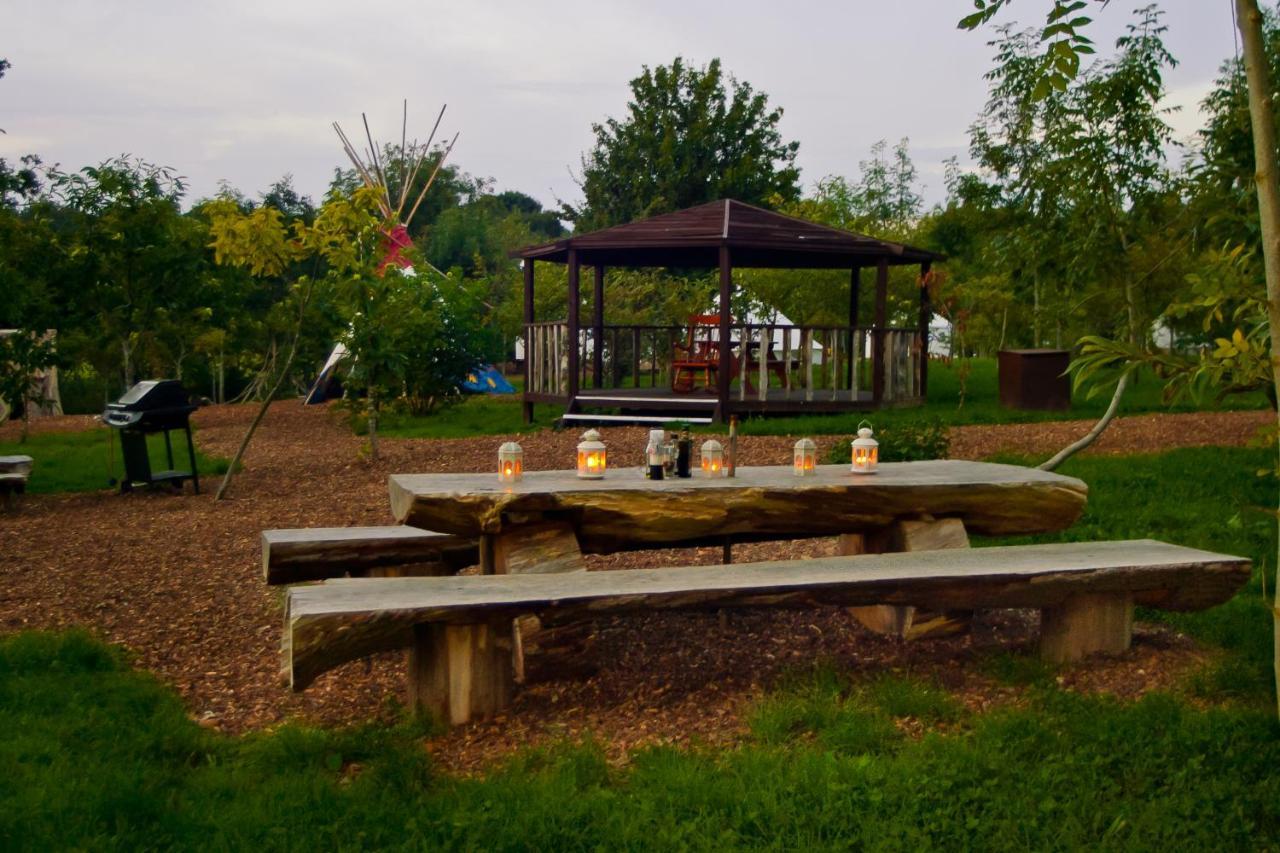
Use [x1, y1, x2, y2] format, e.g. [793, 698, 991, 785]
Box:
[0, 403, 1264, 772]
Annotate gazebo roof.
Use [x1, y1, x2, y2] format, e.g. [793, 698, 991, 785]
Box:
[512, 199, 943, 269]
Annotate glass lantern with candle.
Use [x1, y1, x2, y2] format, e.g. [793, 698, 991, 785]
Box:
[577, 429, 607, 479]
[498, 441, 523, 483]
[850, 422, 879, 474]
[700, 439, 726, 477]
[793, 437, 817, 476]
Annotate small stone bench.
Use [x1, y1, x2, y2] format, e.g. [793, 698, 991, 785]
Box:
[261, 526, 478, 585]
[283, 539, 1250, 726]
[0, 456, 33, 509]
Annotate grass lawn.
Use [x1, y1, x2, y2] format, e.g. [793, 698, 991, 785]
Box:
[2, 446, 1278, 848]
[376, 359, 1269, 439]
[0, 428, 229, 495]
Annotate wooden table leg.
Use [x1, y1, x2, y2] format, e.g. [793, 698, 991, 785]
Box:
[407, 520, 587, 720]
[493, 521, 588, 684]
[408, 618, 513, 725]
[843, 516, 973, 641]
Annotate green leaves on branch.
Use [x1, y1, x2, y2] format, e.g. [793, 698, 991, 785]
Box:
[960, 1, 1097, 101]
[1071, 244, 1273, 406]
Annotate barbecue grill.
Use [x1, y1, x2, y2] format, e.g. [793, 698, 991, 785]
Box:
[103, 380, 200, 493]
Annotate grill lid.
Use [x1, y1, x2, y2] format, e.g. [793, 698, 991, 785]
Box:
[111, 379, 190, 411]
[104, 380, 195, 429]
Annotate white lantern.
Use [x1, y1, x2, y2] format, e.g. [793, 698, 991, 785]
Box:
[850, 422, 879, 474]
[793, 437, 817, 477]
[498, 441, 523, 483]
[576, 429, 606, 479]
[700, 439, 726, 477]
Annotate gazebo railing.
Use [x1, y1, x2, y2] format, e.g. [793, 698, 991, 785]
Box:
[881, 327, 924, 402]
[526, 321, 923, 404]
[525, 321, 570, 397]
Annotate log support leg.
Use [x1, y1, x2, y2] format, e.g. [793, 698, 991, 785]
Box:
[843, 517, 973, 641]
[493, 521, 587, 684]
[1039, 594, 1133, 663]
[408, 619, 514, 725]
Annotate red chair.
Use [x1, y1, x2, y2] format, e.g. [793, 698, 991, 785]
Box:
[671, 314, 724, 393]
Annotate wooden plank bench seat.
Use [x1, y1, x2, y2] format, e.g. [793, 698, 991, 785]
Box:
[262, 526, 478, 585]
[283, 539, 1250, 725]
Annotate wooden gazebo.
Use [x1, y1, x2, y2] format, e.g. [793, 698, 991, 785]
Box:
[512, 199, 943, 425]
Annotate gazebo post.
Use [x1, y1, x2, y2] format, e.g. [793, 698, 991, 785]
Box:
[567, 250, 580, 405]
[717, 245, 733, 422]
[522, 259, 534, 424]
[592, 265, 605, 389]
[872, 257, 889, 404]
[848, 266, 861, 391]
[919, 261, 932, 399]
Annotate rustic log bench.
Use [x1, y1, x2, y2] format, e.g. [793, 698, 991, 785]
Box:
[0, 455, 32, 509]
[261, 526, 479, 585]
[283, 539, 1250, 726]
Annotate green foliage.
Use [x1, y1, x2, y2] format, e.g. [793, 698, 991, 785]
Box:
[4, 621, 1280, 849]
[823, 419, 950, 464]
[945, 6, 1182, 356]
[959, 1, 1101, 99]
[739, 139, 927, 329]
[568, 57, 801, 229]
[0, 330, 57, 438]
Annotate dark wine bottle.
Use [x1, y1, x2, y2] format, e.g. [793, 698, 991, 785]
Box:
[676, 430, 692, 478]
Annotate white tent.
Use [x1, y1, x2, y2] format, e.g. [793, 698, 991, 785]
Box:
[928, 314, 952, 358]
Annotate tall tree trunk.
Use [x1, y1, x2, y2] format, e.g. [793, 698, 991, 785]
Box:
[1236, 0, 1280, 718]
[1033, 272, 1041, 347]
[121, 339, 133, 389]
[367, 394, 380, 461]
[214, 280, 317, 501]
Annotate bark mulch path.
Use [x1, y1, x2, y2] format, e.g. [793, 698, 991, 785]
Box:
[0, 403, 1262, 771]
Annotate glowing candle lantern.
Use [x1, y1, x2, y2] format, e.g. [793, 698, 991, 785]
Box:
[793, 437, 817, 477]
[576, 429, 606, 479]
[700, 439, 726, 477]
[850, 422, 879, 474]
[498, 441, 523, 483]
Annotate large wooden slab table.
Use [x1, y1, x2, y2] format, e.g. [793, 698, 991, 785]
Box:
[389, 460, 1088, 641]
[373, 461, 1092, 712]
[388, 460, 1088, 554]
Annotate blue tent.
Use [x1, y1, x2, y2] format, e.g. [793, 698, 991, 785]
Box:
[462, 365, 515, 395]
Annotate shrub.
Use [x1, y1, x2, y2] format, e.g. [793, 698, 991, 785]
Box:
[825, 418, 950, 464]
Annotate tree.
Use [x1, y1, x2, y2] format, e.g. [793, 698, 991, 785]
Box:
[961, 0, 1280, 713]
[567, 57, 801, 229]
[0, 331, 57, 442]
[204, 189, 380, 495]
[44, 157, 211, 390]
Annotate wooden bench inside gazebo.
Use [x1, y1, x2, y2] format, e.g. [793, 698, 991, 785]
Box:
[512, 199, 944, 425]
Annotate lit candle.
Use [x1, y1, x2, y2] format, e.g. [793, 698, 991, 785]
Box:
[850, 422, 879, 475]
[498, 441, 523, 483]
[577, 429, 607, 479]
[700, 439, 725, 478]
[793, 437, 817, 476]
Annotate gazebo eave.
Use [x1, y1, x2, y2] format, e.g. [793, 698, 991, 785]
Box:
[511, 240, 943, 269]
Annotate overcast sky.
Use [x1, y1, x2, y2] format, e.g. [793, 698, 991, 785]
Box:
[1, 1, 1242, 211]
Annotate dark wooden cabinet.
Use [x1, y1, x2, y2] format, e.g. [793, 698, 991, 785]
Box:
[998, 349, 1071, 410]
